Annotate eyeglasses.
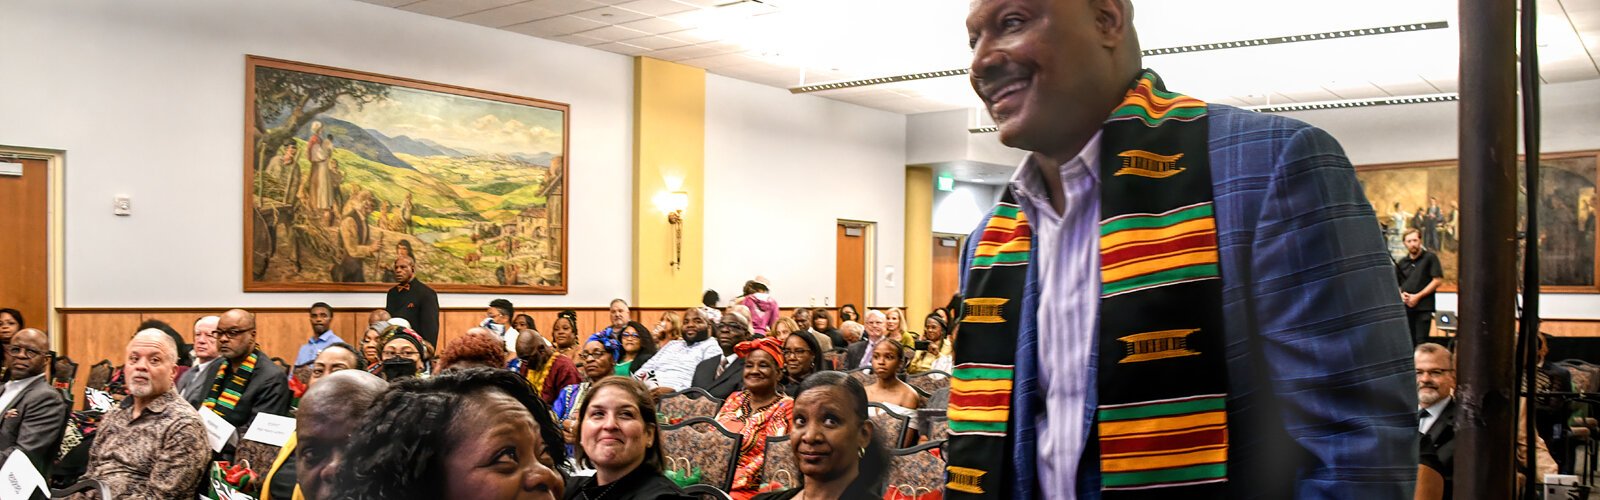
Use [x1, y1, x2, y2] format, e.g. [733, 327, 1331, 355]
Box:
[384, 349, 419, 358]
[4, 346, 48, 359]
[1415, 369, 1454, 378]
[619, 331, 640, 338]
[215, 328, 255, 339]
[578, 350, 610, 360]
[781, 349, 812, 357]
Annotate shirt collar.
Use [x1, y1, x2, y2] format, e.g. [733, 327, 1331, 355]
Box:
[1008, 131, 1103, 214]
[125, 388, 182, 415]
[312, 330, 338, 343]
[5, 373, 44, 389]
[1423, 396, 1452, 416]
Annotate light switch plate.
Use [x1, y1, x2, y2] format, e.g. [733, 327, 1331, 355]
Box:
[114, 195, 131, 216]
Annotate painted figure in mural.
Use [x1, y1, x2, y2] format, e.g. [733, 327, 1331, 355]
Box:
[1388, 202, 1408, 259]
[303, 121, 340, 226]
[268, 142, 300, 205]
[399, 192, 414, 234]
[1424, 196, 1443, 251]
[333, 189, 383, 282]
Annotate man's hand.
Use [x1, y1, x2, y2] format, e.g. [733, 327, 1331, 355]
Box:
[562, 418, 578, 444]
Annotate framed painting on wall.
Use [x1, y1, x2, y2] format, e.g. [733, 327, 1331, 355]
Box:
[243, 55, 568, 293]
[1355, 150, 1598, 293]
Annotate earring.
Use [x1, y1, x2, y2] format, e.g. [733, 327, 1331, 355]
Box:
[859, 447, 866, 458]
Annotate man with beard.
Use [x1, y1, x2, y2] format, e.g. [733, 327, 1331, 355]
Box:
[638, 306, 726, 396]
[0, 329, 67, 475]
[1415, 343, 1456, 498]
[84, 329, 210, 498]
[691, 313, 752, 399]
[206, 309, 291, 428]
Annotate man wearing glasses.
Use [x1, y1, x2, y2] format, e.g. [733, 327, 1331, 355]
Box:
[0, 328, 67, 476]
[1415, 343, 1456, 498]
[204, 309, 290, 428]
[691, 312, 752, 399]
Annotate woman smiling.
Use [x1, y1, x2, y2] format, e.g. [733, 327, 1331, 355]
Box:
[714, 337, 794, 500]
[565, 377, 692, 500]
[752, 371, 888, 500]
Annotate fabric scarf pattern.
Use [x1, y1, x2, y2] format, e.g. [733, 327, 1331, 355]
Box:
[203, 351, 260, 422]
[946, 70, 1231, 499]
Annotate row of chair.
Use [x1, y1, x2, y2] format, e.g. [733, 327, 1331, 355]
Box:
[659, 416, 946, 498]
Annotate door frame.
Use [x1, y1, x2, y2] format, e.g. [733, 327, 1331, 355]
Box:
[837, 219, 876, 308]
[0, 147, 66, 350]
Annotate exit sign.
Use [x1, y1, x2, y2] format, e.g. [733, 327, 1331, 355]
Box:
[936, 175, 954, 192]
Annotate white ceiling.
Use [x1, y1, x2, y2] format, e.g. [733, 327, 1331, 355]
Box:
[363, 0, 1600, 115]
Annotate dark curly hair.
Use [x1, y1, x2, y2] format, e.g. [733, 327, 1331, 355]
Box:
[436, 330, 507, 371]
[622, 320, 658, 358]
[331, 367, 568, 500]
[793, 371, 889, 495]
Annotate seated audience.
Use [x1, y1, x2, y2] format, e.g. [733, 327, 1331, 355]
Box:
[378, 326, 432, 381]
[770, 317, 800, 344]
[865, 340, 923, 433]
[807, 308, 841, 351]
[366, 308, 390, 326]
[85, 329, 209, 498]
[714, 338, 793, 500]
[906, 313, 952, 375]
[883, 307, 917, 347]
[737, 278, 779, 336]
[550, 310, 581, 363]
[603, 298, 632, 337]
[790, 308, 812, 334]
[567, 377, 691, 500]
[205, 309, 291, 427]
[438, 328, 509, 371]
[837, 304, 860, 324]
[751, 371, 888, 500]
[556, 333, 621, 426]
[262, 362, 385, 500]
[0, 308, 22, 345]
[136, 319, 193, 380]
[176, 315, 221, 405]
[847, 311, 891, 368]
[294, 302, 345, 369]
[693, 313, 752, 399]
[0, 328, 68, 475]
[636, 307, 724, 395]
[481, 298, 517, 353]
[334, 368, 567, 500]
[781, 331, 825, 397]
[513, 313, 537, 333]
[839, 321, 864, 347]
[616, 321, 656, 377]
[358, 323, 383, 370]
[508, 329, 581, 404]
[1416, 342, 1455, 498]
[652, 310, 682, 345]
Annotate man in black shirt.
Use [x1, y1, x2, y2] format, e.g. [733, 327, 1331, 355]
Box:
[1396, 229, 1444, 345]
[384, 254, 440, 344]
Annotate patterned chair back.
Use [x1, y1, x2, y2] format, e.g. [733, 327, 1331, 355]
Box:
[823, 349, 848, 371]
[847, 368, 874, 387]
[869, 402, 913, 448]
[658, 388, 724, 426]
[760, 435, 799, 492]
[885, 441, 946, 500]
[660, 417, 743, 491]
[907, 370, 950, 398]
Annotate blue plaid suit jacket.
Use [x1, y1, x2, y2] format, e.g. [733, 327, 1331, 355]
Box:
[962, 104, 1419, 499]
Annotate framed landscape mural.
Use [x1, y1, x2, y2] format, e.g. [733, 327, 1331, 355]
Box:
[244, 56, 568, 293]
[1355, 150, 1598, 293]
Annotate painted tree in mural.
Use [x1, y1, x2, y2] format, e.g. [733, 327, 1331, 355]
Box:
[252, 68, 389, 174]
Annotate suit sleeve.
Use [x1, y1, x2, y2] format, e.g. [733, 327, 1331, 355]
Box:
[419, 290, 441, 344]
[253, 372, 293, 418]
[1249, 126, 1419, 499]
[10, 390, 67, 472]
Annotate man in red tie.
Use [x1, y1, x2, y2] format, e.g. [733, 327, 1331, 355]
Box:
[384, 254, 439, 344]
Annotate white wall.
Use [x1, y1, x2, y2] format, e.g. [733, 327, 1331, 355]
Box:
[933, 182, 997, 235]
[0, 0, 636, 308]
[1281, 78, 1600, 319]
[703, 74, 908, 309]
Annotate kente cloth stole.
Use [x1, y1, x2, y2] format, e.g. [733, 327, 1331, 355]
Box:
[203, 351, 261, 421]
[945, 70, 1230, 499]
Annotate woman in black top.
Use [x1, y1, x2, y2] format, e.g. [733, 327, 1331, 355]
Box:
[752, 371, 888, 500]
[780, 331, 825, 397]
[565, 377, 693, 500]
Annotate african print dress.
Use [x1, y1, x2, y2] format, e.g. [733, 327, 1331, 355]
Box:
[714, 391, 794, 500]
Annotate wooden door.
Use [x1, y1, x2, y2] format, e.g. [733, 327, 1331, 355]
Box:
[0, 157, 49, 332]
[836, 222, 868, 311]
[931, 234, 963, 310]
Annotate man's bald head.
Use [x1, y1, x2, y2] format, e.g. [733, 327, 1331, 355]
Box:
[220, 309, 256, 329]
[8, 329, 51, 379]
[126, 329, 180, 399]
[297, 370, 388, 500]
[132, 328, 178, 361]
[216, 309, 258, 361]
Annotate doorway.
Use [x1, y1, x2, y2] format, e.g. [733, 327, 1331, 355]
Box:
[932, 233, 965, 310]
[836, 221, 874, 311]
[0, 153, 53, 338]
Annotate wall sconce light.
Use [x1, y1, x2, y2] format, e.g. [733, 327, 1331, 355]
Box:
[664, 191, 688, 269]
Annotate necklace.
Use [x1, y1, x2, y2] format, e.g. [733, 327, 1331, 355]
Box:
[739, 391, 782, 421]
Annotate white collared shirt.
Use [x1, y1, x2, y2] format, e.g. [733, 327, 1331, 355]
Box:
[1420, 396, 1452, 435]
[0, 373, 46, 413]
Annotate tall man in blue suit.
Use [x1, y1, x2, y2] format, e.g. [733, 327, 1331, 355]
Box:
[948, 1, 1417, 499]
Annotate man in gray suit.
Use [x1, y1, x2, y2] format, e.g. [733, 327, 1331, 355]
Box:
[176, 315, 221, 407]
[0, 328, 68, 475]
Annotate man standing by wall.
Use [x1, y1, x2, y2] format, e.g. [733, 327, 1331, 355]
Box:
[1397, 228, 1444, 345]
[385, 254, 439, 344]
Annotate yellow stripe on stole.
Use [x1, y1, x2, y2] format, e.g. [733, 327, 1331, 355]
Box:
[1100, 446, 1228, 472]
[1097, 410, 1226, 437]
[948, 408, 1010, 421]
[974, 237, 1032, 258]
[1101, 249, 1219, 283]
[983, 216, 1020, 231]
[951, 379, 1012, 393]
[1100, 218, 1216, 251]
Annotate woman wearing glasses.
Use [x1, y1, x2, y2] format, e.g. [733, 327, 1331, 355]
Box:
[378, 326, 431, 380]
[614, 321, 656, 377]
[780, 331, 825, 397]
[554, 333, 620, 429]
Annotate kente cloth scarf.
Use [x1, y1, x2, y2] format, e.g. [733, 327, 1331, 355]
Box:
[203, 350, 261, 422]
[946, 70, 1230, 499]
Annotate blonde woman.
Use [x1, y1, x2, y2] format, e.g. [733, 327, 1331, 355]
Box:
[652, 310, 682, 345]
[883, 308, 917, 347]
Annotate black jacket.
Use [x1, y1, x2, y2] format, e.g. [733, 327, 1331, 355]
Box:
[210, 350, 292, 428]
[385, 278, 441, 344]
[691, 355, 744, 400]
[1421, 399, 1456, 498]
[0, 375, 68, 476]
[563, 464, 693, 500]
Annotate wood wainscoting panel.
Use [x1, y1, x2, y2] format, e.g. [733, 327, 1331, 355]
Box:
[62, 313, 140, 410]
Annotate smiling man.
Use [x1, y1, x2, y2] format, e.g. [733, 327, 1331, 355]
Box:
[950, 0, 1416, 498]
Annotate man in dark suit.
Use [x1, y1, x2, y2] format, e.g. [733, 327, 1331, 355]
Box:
[384, 253, 440, 344]
[692, 313, 751, 399]
[205, 309, 291, 429]
[0, 329, 67, 475]
[1416, 343, 1456, 499]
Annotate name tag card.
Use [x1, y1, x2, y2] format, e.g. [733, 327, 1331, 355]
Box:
[199, 409, 237, 453]
[0, 449, 47, 500]
[243, 413, 296, 447]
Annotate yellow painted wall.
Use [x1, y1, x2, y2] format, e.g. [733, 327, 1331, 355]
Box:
[633, 57, 706, 308]
[903, 167, 934, 331]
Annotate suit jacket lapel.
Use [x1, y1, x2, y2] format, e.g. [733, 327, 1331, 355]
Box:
[1425, 399, 1457, 444]
[717, 358, 744, 387]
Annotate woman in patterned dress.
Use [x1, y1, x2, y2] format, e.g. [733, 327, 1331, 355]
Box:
[714, 338, 794, 500]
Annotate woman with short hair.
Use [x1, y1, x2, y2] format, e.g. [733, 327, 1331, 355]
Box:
[752, 371, 888, 500]
[333, 367, 568, 500]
